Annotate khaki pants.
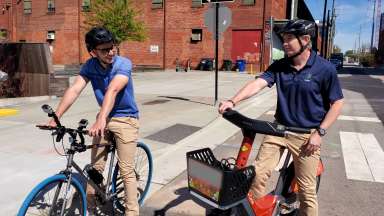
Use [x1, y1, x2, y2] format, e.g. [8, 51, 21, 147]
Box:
[249, 132, 320, 216]
[86, 117, 139, 216]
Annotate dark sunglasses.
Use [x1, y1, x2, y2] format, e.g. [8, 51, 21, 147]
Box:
[94, 45, 116, 54]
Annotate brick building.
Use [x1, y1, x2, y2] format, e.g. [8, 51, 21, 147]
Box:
[0, 0, 316, 71]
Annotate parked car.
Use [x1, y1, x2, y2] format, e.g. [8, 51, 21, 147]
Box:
[330, 58, 342, 70]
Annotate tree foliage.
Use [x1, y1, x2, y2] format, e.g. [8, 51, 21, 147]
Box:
[83, 0, 147, 45]
[332, 45, 341, 54]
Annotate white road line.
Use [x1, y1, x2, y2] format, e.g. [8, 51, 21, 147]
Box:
[340, 132, 384, 183]
[340, 132, 373, 182]
[265, 111, 381, 123]
[359, 133, 384, 183]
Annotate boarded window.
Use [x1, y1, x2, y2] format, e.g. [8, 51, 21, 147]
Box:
[82, 0, 91, 12]
[242, 0, 255, 5]
[192, 0, 202, 8]
[48, 0, 55, 13]
[152, 0, 163, 9]
[24, 0, 32, 14]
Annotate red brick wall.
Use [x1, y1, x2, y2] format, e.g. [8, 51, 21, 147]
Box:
[5, 0, 288, 70]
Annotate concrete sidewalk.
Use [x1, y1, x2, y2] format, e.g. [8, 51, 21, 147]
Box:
[0, 70, 275, 215]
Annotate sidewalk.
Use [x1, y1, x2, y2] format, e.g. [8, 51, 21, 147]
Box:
[0, 70, 275, 214]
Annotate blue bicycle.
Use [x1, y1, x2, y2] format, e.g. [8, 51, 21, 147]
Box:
[17, 104, 153, 216]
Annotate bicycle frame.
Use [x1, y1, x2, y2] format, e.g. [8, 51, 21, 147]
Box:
[231, 127, 324, 216]
[188, 110, 325, 216]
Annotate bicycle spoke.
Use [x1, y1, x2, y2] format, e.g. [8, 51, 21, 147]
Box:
[23, 180, 83, 216]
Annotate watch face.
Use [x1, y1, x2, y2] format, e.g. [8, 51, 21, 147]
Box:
[318, 128, 326, 136]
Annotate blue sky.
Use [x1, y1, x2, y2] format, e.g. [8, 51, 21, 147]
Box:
[305, 0, 381, 52]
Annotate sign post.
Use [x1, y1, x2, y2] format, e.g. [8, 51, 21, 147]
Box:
[202, 0, 233, 105]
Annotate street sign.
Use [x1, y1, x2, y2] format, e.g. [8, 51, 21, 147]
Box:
[202, 0, 234, 3]
[204, 4, 232, 38]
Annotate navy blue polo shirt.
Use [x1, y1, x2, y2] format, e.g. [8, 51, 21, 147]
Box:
[259, 51, 343, 128]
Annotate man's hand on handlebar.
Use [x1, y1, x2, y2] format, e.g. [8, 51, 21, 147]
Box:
[218, 100, 235, 114]
[88, 118, 107, 137]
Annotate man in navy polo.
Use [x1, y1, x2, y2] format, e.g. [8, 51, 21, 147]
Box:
[219, 19, 344, 216]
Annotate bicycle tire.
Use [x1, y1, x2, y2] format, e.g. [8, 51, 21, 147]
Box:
[17, 174, 86, 216]
[111, 141, 153, 212]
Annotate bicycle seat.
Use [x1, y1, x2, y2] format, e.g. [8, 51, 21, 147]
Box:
[222, 109, 286, 137]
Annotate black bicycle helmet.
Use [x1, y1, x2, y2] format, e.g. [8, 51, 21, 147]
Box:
[278, 19, 316, 37]
[278, 19, 316, 59]
[85, 27, 114, 52]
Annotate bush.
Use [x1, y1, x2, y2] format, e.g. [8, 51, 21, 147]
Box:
[359, 53, 375, 67]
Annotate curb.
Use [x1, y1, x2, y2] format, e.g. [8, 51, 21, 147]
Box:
[143, 87, 277, 206]
[0, 96, 57, 107]
[0, 108, 19, 117]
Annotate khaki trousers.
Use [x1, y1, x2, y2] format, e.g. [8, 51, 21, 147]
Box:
[249, 132, 320, 216]
[86, 117, 139, 216]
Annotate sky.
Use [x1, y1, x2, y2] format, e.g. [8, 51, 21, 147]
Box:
[305, 0, 382, 53]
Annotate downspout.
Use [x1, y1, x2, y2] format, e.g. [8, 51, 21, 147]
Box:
[163, 0, 166, 69]
[260, 0, 266, 72]
[78, 0, 81, 64]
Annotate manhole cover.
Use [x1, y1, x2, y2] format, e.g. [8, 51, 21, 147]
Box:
[145, 123, 201, 144]
[142, 99, 170, 105]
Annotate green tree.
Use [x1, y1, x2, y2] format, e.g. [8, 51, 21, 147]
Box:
[345, 50, 354, 57]
[83, 0, 147, 51]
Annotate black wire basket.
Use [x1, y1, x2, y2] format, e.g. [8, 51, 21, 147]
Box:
[186, 148, 255, 207]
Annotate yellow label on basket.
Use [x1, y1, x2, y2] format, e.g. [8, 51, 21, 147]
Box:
[241, 146, 249, 152]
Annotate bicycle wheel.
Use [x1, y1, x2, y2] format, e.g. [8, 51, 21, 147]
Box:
[17, 174, 86, 216]
[111, 141, 153, 211]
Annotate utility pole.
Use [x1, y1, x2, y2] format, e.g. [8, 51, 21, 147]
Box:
[321, 0, 328, 57]
[371, 0, 377, 50]
[325, 9, 330, 58]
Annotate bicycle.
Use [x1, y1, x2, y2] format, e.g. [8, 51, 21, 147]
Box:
[17, 104, 153, 216]
[186, 109, 323, 216]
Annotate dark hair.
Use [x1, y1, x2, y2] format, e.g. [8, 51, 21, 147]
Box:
[85, 27, 115, 52]
[278, 19, 316, 38]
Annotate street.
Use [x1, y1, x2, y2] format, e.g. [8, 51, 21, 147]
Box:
[0, 66, 383, 215]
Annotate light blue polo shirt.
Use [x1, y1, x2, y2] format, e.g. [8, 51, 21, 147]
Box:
[80, 56, 139, 118]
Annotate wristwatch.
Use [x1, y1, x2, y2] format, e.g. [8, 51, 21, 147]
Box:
[316, 127, 327, 136]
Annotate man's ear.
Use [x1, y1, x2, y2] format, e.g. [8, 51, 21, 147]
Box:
[89, 50, 97, 58]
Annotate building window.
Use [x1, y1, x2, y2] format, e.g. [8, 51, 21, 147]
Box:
[0, 29, 7, 40]
[82, 0, 91, 12]
[191, 29, 203, 42]
[242, 0, 255, 5]
[24, 0, 32, 14]
[152, 0, 163, 9]
[48, 0, 55, 13]
[192, 0, 203, 8]
[47, 31, 55, 41]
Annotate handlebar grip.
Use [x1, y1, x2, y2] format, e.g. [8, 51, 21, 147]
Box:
[285, 126, 312, 134]
[36, 125, 57, 130]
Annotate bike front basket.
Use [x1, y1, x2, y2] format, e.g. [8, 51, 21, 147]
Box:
[186, 148, 255, 208]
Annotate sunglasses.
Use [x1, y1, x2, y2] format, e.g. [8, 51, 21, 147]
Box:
[94, 45, 117, 54]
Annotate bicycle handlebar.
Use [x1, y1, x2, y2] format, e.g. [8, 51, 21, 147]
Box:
[38, 104, 89, 152]
[222, 109, 311, 137]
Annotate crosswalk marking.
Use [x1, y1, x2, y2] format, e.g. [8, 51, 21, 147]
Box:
[265, 111, 381, 123]
[340, 132, 384, 183]
[359, 133, 384, 182]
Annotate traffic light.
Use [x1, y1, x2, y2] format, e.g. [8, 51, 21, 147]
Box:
[201, 0, 234, 3]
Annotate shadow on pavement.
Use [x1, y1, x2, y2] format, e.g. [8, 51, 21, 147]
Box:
[338, 66, 384, 126]
[152, 187, 214, 216]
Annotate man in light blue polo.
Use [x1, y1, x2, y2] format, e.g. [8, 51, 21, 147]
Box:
[48, 27, 140, 216]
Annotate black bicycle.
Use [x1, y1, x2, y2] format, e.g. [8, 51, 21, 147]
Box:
[17, 104, 153, 216]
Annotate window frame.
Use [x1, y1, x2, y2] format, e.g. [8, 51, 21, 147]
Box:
[23, 0, 32, 14]
[152, 0, 163, 9]
[47, 0, 55, 13]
